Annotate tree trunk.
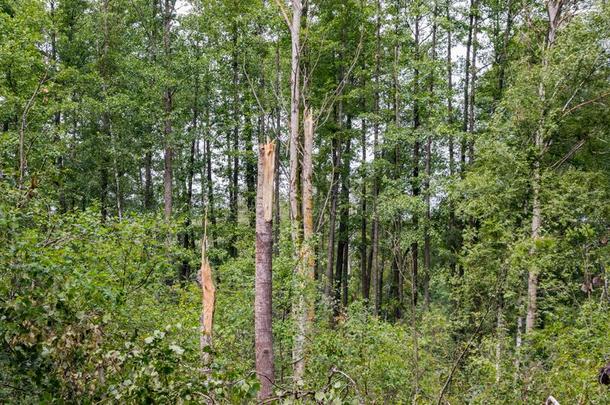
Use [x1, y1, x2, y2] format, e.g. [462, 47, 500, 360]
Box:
[326, 135, 340, 307]
[525, 0, 564, 334]
[289, 0, 302, 247]
[205, 87, 216, 234]
[301, 108, 315, 304]
[200, 219, 215, 369]
[144, 151, 153, 210]
[390, 4, 402, 317]
[372, 0, 382, 315]
[495, 287, 504, 383]
[525, 158, 541, 333]
[497, 0, 513, 99]
[290, 0, 307, 383]
[181, 73, 199, 280]
[255, 141, 276, 400]
[360, 113, 369, 301]
[162, 0, 174, 221]
[292, 107, 314, 383]
[423, 3, 438, 309]
[461, 0, 476, 173]
[411, 13, 421, 309]
[246, 115, 257, 227]
[273, 44, 281, 255]
[228, 28, 240, 256]
[447, 1, 454, 176]
[468, 2, 479, 162]
[337, 119, 351, 310]
[446, 1, 458, 278]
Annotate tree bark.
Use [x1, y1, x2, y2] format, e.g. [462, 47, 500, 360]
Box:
[372, 0, 382, 315]
[289, 0, 302, 247]
[246, 114, 257, 227]
[411, 13, 421, 308]
[525, 0, 564, 334]
[181, 71, 199, 281]
[205, 84, 216, 234]
[326, 135, 340, 307]
[423, 3, 438, 308]
[336, 118, 351, 310]
[273, 43, 281, 255]
[255, 141, 276, 400]
[467, 2, 479, 162]
[461, 0, 476, 173]
[228, 27, 240, 256]
[162, 0, 174, 221]
[446, 1, 458, 278]
[447, 1, 454, 176]
[360, 113, 369, 301]
[289, 0, 307, 383]
[292, 107, 314, 383]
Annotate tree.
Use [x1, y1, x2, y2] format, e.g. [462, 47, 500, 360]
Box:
[254, 141, 276, 400]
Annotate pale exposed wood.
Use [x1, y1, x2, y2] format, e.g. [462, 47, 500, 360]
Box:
[302, 111, 314, 241]
[200, 216, 215, 368]
[545, 395, 560, 405]
[261, 142, 276, 222]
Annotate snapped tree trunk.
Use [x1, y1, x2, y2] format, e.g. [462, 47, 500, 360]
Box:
[199, 218, 215, 369]
[292, 107, 314, 382]
[255, 141, 276, 400]
[288, 0, 302, 247]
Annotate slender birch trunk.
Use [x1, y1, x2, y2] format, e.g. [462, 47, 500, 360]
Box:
[526, 0, 564, 334]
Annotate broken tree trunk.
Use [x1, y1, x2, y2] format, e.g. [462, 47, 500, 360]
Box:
[199, 216, 215, 370]
[293, 108, 314, 382]
[255, 141, 276, 400]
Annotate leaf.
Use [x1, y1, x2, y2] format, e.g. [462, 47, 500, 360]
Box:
[169, 344, 184, 355]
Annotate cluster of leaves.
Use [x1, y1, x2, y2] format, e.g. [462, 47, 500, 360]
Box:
[0, 189, 258, 403]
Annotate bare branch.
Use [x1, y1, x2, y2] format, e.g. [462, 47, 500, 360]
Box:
[273, 0, 293, 31]
[19, 72, 48, 189]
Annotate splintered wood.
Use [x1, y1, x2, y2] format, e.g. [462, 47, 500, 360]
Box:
[260, 142, 276, 222]
[302, 109, 314, 239]
[200, 220, 215, 367]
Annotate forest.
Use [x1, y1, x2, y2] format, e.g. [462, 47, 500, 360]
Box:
[1, 0, 610, 402]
